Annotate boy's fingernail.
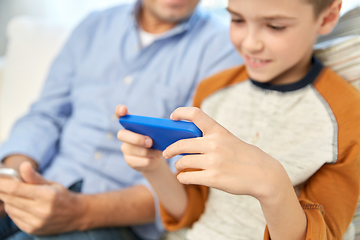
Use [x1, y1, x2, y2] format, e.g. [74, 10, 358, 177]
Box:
[170, 113, 173, 120]
[145, 138, 152, 147]
[163, 150, 168, 159]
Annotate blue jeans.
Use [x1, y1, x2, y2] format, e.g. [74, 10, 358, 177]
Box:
[0, 181, 144, 240]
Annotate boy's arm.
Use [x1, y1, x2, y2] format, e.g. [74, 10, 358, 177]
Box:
[263, 140, 360, 240]
[160, 184, 208, 231]
[165, 107, 308, 239]
[116, 106, 188, 221]
[277, 67, 360, 240]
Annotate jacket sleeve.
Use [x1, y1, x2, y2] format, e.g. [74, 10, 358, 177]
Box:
[160, 184, 208, 231]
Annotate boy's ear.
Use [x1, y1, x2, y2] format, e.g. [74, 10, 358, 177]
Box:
[317, 0, 342, 36]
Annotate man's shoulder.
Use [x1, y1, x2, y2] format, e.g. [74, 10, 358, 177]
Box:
[75, 4, 133, 31]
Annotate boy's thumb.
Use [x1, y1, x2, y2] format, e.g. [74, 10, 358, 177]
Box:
[19, 161, 48, 185]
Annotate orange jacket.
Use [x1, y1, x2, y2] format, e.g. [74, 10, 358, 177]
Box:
[160, 65, 360, 239]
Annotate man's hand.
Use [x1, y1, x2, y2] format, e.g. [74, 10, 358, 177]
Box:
[0, 201, 5, 218]
[0, 162, 87, 235]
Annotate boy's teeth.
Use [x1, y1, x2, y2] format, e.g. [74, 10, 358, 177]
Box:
[251, 58, 263, 63]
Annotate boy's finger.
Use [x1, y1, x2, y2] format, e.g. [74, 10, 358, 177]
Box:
[117, 129, 153, 148]
[163, 138, 204, 159]
[123, 155, 152, 169]
[121, 143, 159, 158]
[115, 105, 128, 119]
[170, 107, 221, 136]
[176, 170, 211, 186]
[174, 154, 208, 172]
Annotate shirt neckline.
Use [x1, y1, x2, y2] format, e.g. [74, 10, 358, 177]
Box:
[250, 57, 324, 92]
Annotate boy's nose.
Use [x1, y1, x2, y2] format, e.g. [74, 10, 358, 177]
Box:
[242, 30, 264, 53]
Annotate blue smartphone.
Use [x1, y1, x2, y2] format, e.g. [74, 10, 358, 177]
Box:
[119, 115, 202, 151]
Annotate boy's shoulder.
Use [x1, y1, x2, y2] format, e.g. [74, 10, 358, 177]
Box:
[313, 67, 360, 147]
[194, 65, 248, 108]
[314, 67, 360, 107]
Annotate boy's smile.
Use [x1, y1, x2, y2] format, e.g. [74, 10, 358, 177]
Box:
[227, 0, 331, 86]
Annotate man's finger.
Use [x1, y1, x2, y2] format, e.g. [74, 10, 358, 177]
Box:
[118, 129, 153, 148]
[20, 162, 48, 185]
[5, 204, 41, 234]
[0, 193, 35, 213]
[0, 179, 37, 199]
[170, 107, 221, 136]
[115, 105, 128, 119]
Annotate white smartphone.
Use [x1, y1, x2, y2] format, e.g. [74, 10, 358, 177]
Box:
[0, 168, 22, 181]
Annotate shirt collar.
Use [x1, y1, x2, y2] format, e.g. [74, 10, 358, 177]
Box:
[250, 57, 324, 92]
[129, 0, 200, 39]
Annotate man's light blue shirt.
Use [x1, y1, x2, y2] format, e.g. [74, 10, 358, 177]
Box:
[0, 2, 242, 239]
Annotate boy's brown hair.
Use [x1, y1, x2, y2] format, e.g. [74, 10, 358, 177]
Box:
[308, 0, 336, 16]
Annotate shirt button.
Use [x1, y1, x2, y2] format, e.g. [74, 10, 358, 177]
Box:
[124, 76, 133, 85]
[94, 152, 102, 160]
[107, 132, 114, 139]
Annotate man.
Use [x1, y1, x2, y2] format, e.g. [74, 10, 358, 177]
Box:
[0, 0, 242, 239]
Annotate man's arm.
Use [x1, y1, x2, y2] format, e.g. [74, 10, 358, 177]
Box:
[78, 185, 155, 230]
[0, 161, 156, 235]
[3, 155, 38, 172]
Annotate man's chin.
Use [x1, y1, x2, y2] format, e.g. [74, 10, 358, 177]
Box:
[159, 11, 191, 23]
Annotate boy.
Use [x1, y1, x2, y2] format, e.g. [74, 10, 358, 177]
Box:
[117, 0, 360, 239]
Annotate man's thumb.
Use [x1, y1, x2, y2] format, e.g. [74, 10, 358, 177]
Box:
[19, 161, 48, 185]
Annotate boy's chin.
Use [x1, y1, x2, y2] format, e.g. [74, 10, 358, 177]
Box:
[246, 71, 273, 84]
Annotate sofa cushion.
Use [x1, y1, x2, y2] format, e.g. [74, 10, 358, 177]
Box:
[0, 16, 70, 141]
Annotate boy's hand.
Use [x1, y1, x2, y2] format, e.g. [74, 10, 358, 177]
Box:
[163, 107, 288, 201]
[115, 105, 166, 173]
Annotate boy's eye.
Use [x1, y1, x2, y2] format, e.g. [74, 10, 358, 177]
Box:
[268, 25, 286, 31]
[231, 19, 245, 24]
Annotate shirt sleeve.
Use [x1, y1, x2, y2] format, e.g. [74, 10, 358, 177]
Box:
[0, 12, 99, 170]
[160, 184, 209, 231]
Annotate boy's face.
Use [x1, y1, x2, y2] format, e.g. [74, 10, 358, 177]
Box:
[228, 0, 324, 85]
